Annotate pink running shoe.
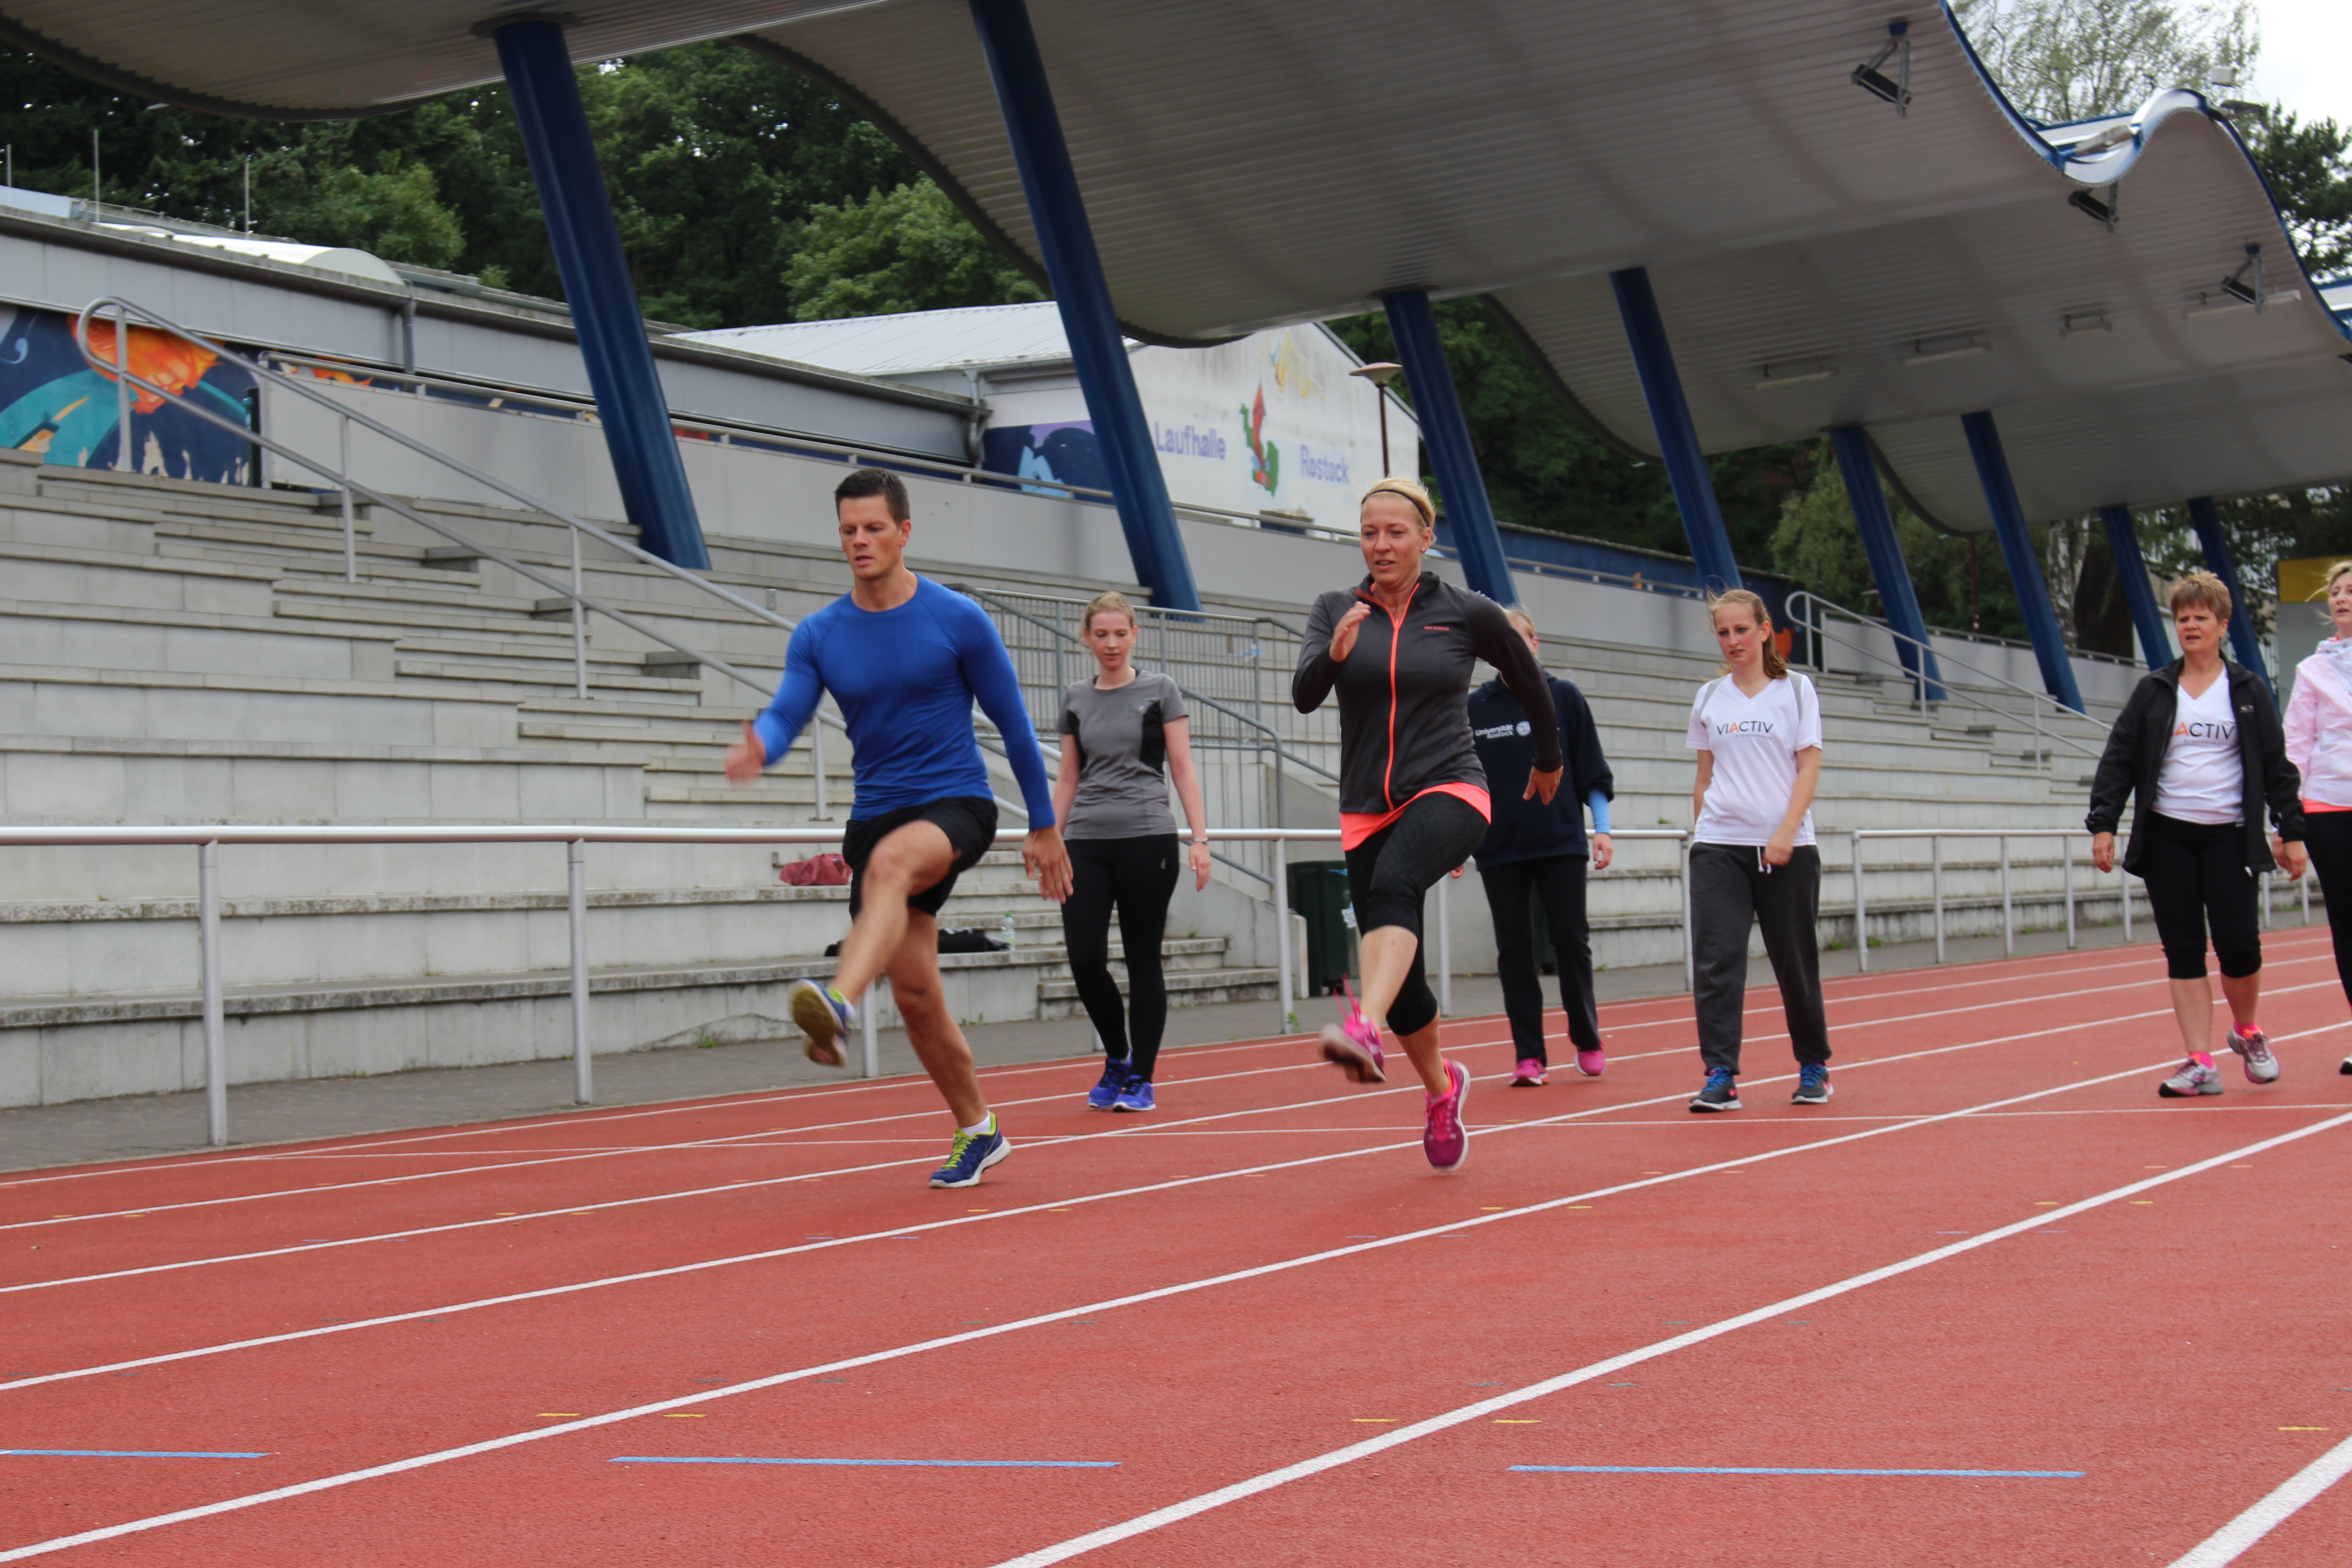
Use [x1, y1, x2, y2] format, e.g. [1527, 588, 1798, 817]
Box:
[1573, 1047, 1606, 1078]
[1318, 994, 1386, 1083]
[1424, 1059, 1470, 1172]
[1509, 1057, 1547, 1087]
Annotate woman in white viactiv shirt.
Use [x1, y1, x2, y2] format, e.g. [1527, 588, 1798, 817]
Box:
[2087, 572, 2307, 1098]
[2283, 559, 2352, 1075]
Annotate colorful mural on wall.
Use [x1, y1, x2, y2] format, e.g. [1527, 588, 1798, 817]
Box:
[0, 307, 260, 483]
[981, 420, 1112, 496]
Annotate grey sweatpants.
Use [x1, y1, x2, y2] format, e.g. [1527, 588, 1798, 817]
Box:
[1688, 843, 1831, 1076]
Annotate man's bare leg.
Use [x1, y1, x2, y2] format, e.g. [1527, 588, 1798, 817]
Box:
[885, 911, 988, 1127]
[832, 821, 956, 1002]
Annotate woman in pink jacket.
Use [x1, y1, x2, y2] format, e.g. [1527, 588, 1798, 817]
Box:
[2284, 559, 2352, 1073]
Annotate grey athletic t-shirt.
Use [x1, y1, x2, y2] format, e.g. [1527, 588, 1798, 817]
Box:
[1058, 671, 1187, 840]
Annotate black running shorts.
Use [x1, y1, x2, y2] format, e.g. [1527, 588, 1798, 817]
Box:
[840, 795, 1000, 918]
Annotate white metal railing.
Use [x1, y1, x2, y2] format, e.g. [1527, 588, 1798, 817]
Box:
[1786, 590, 2106, 764]
[1850, 826, 2311, 970]
[0, 823, 1693, 1149]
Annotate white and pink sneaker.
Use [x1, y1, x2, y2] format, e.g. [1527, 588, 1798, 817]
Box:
[1318, 1004, 1386, 1083]
[1509, 1057, 1547, 1087]
[1573, 1046, 1606, 1078]
[1424, 1059, 1470, 1172]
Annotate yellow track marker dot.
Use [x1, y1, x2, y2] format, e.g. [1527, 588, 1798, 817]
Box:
[538, 1413, 581, 1418]
[1569, 1205, 1594, 1210]
[496, 1212, 517, 1217]
[124, 1213, 146, 1217]
[570, 1210, 592, 1216]
[1049, 1207, 1073, 1212]
[1494, 1419, 1540, 1424]
[968, 1208, 991, 1213]
[1480, 1206, 1505, 1211]
[2282, 1427, 2330, 1432]
[2034, 1201, 2059, 1206]
[663, 1413, 705, 1419]
[2129, 1200, 2155, 1205]
[1352, 1418, 1396, 1424]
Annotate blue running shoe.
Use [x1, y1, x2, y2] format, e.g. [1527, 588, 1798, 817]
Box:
[1689, 1068, 1741, 1113]
[1087, 1059, 1131, 1110]
[787, 978, 856, 1068]
[1112, 1078, 1156, 1113]
[1793, 1063, 1833, 1104]
[929, 1115, 1010, 1188]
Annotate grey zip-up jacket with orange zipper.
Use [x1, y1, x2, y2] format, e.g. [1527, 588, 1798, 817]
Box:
[1294, 573, 1561, 815]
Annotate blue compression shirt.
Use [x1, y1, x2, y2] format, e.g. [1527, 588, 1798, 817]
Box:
[751, 576, 1055, 825]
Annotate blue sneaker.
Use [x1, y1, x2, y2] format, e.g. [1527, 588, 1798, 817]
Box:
[1112, 1078, 1156, 1113]
[1793, 1063, 1833, 1104]
[929, 1115, 1011, 1188]
[1689, 1068, 1740, 1113]
[1087, 1059, 1132, 1110]
[787, 978, 856, 1068]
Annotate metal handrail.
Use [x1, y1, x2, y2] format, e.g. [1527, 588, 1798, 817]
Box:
[0, 821, 1694, 1147]
[1848, 823, 2310, 969]
[1785, 589, 2102, 764]
[73, 296, 898, 814]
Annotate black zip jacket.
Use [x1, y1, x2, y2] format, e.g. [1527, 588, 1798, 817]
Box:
[1294, 573, 1560, 815]
[1468, 675, 1612, 863]
[2085, 657, 2304, 875]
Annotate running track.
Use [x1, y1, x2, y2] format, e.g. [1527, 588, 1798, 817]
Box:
[5, 936, 2351, 1566]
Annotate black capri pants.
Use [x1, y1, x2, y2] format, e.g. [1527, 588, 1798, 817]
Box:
[1059, 833, 1182, 1080]
[1344, 791, 1488, 1038]
[2138, 812, 2262, 981]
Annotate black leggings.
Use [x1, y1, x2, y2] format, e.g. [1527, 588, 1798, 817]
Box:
[1344, 791, 1488, 1038]
[2307, 811, 2352, 1011]
[1478, 853, 1600, 1062]
[1060, 834, 1182, 1080]
[2139, 812, 2261, 981]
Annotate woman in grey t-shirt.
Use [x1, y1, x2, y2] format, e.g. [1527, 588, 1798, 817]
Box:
[1051, 591, 1211, 1112]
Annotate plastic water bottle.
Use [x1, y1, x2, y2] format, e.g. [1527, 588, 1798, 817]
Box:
[1000, 911, 1017, 951]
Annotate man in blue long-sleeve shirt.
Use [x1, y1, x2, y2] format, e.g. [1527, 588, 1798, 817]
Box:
[726, 468, 1069, 1187]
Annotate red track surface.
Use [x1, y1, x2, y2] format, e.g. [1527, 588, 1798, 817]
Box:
[6, 936, 2352, 1566]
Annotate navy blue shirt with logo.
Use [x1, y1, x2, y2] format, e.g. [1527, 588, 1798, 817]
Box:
[1466, 675, 1613, 865]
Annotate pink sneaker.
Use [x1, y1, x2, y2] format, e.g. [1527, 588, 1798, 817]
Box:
[1318, 1003, 1386, 1084]
[1424, 1059, 1470, 1172]
[1573, 1046, 1606, 1078]
[1509, 1057, 1547, 1086]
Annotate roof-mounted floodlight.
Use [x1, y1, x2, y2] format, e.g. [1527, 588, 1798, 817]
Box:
[1754, 356, 1836, 390]
[1902, 330, 1989, 365]
[2219, 244, 2265, 311]
[2060, 309, 2112, 338]
[2069, 184, 2120, 230]
[1852, 21, 1912, 116]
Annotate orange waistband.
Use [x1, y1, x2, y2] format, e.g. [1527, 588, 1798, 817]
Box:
[1339, 783, 1492, 851]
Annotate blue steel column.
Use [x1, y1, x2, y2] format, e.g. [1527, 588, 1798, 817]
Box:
[494, 20, 708, 569]
[1829, 426, 1944, 702]
[1959, 410, 2084, 713]
[1381, 290, 1515, 605]
[966, 0, 1200, 612]
[2186, 495, 2272, 692]
[1609, 267, 1741, 593]
[2099, 505, 2172, 671]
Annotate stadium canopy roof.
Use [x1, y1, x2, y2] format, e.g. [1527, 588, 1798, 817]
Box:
[15, 0, 2347, 531]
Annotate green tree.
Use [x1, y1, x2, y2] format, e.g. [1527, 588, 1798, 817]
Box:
[783, 176, 1044, 320]
[1956, 0, 2256, 121]
[2247, 108, 2352, 274]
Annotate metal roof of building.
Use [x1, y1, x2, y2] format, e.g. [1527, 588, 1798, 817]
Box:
[20, 0, 2347, 530]
[681, 302, 1102, 377]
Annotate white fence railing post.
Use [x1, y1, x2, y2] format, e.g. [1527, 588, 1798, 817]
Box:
[568, 839, 591, 1105]
[1852, 832, 1868, 972]
[2000, 836, 2014, 956]
[199, 839, 226, 1147]
[2063, 836, 2076, 950]
[1274, 838, 1293, 1033]
[1932, 835, 1945, 964]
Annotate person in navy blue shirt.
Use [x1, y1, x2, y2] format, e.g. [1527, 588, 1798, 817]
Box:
[1466, 606, 1616, 1085]
[725, 468, 1069, 1188]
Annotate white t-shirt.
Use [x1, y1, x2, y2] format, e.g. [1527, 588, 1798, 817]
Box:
[2155, 676, 2243, 824]
[1687, 673, 1823, 847]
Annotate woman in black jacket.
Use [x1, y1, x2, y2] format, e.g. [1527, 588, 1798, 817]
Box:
[1466, 606, 1615, 1086]
[1294, 476, 1561, 1172]
[2087, 572, 2308, 1098]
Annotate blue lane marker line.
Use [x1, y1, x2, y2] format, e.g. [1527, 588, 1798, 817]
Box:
[610, 1456, 1117, 1469]
[1511, 1464, 2082, 1478]
[5, 1450, 271, 1460]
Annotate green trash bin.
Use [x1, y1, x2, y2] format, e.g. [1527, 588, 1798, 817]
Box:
[1287, 859, 1359, 996]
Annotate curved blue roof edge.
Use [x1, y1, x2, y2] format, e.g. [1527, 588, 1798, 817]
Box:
[1937, 0, 2351, 348]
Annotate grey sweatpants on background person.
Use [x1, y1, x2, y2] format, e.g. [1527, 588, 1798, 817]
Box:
[1688, 843, 1832, 1076]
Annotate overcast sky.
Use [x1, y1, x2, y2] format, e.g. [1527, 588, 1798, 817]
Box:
[2249, 0, 2352, 129]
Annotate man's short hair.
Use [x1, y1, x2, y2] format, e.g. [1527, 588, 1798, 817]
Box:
[835, 467, 910, 521]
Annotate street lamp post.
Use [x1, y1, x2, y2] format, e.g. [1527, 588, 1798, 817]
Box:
[1348, 360, 1404, 477]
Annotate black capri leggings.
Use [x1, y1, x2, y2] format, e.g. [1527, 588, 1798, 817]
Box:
[1059, 834, 1182, 1080]
[2304, 811, 2352, 1011]
[1344, 791, 1489, 1038]
[2139, 812, 2262, 981]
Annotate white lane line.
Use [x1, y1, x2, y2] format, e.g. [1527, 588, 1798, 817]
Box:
[0, 1047, 2272, 1562]
[1, 1005, 2239, 1379]
[16, 950, 2265, 1228]
[2170, 1430, 2352, 1566]
[0, 931, 2220, 1190]
[989, 1104, 2352, 1568]
[0, 1042, 1514, 1232]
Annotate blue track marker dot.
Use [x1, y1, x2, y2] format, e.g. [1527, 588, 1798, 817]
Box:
[4, 1449, 271, 1460]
